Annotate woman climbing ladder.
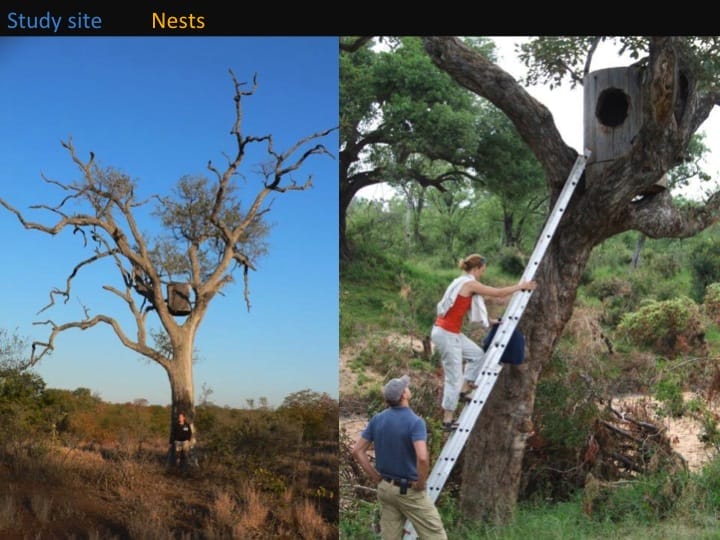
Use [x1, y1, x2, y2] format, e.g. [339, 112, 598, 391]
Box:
[431, 254, 536, 431]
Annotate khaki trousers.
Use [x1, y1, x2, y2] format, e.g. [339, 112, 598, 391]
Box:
[377, 479, 447, 540]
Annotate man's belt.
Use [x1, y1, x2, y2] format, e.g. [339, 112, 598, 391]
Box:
[382, 476, 412, 494]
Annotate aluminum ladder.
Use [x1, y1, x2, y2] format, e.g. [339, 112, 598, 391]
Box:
[403, 151, 590, 539]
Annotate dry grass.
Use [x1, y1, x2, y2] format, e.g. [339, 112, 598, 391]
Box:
[124, 496, 171, 540]
[234, 482, 270, 535]
[0, 494, 16, 528]
[0, 438, 336, 539]
[211, 488, 239, 531]
[295, 498, 333, 539]
[29, 493, 53, 524]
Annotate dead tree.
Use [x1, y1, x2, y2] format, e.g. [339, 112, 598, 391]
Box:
[1, 70, 336, 443]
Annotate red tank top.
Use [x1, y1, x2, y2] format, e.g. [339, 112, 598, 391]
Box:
[435, 295, 472, 333]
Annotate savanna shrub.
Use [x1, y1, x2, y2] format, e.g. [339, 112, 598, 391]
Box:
[690, 235, 720, 302]
[585, 276, 633, 301]
[653, 375, 686, 418]
[588, 471, 686, 522]
[617, 297, 706, 358]
[650, 251, 682, 279]
[585, 276, 635, 327]
[704, 283, 720, 326]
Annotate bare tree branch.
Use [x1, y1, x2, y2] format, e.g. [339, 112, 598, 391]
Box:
[583, 37, 603, 78]
[37, 250, 119, 314]
[30, 315, 168, 368]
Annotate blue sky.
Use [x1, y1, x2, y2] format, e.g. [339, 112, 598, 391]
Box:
[0, 37, 339, 407]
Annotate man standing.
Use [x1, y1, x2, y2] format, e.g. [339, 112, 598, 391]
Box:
[352, 375, 448, 539]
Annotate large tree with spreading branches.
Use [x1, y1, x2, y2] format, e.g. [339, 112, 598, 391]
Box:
[421, 36, 720, 523]
[340, 36, 490, 260]
[0, 71, 336, 446]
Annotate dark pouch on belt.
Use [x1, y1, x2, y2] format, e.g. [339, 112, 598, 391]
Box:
[400, 478, 408, 495]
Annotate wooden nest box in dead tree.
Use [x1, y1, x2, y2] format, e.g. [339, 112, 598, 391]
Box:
[167, 282, 192, 316]
[584, 66, 670, 196]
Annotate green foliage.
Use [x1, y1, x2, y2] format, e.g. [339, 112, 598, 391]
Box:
[518, 36, 615, 89]
[693, 458, 720, 512]
[667, 133, 712, 192]
[585, 275, 633, 301]
[252, 467, 287, 494]
[617, 297, 706, 358]
[470, 106, 548, 249]
[340, 243, 448, 346]
[698, 408, 720, 450]
[518, 36, 720, 91]
[341, 36, 483, 171]
[0, 369, 47, 440]
[278, 389, 339, 443]
[339, 499, 379, 539]
[341, 457, 720, 538]
[589, 472, 688, 523]
[346, 197, 407, 255]
[653, 374, 686, 418]
[340, 37, 510, 261]
[535, 376, 599, 449]
[689, 232, 720, 302]
[703, 283, 720, 326]
[497, 246, 527, 275]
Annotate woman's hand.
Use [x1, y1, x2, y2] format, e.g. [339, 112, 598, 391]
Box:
[519, 280, 537, 291]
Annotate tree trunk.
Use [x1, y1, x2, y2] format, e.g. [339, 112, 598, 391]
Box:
[165, 331, 196, 443]
[340, 184, 353, 261]
[631, 233, 646, 269]
[460, 230, 594, 521]
[502, 211, 516, 248]
[404, 195, 413, 255]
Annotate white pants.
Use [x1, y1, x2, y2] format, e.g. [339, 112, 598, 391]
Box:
[431, 325, 484, 412]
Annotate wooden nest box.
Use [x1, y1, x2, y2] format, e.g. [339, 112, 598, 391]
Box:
[167, 282, 192, 316]
[584, 66, 670, 196]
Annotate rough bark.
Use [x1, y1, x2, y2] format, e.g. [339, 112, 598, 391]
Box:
[423, 36, 720, 523]
[167, 331, 196, 437]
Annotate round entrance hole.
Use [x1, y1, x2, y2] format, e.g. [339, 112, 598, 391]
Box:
[596, 87, 629, 128]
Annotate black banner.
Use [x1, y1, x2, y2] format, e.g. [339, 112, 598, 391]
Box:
[1, 5, 338, 36]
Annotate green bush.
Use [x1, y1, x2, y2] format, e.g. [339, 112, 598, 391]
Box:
[703, 283, 720, 326]
[694, 458, 720, 512]
[588, 472, 687, 523]
[585, 276, 633, 301]
[689, 235, 720, 302]
[653, 375, 686, 418]
[617, 297, 706, 358]
[497, 246, 526, 275]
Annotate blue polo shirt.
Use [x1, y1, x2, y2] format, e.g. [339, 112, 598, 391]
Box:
[361, 405, 426, 481]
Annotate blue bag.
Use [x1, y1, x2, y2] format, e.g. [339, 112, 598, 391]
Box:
[482, 322, 525, 365]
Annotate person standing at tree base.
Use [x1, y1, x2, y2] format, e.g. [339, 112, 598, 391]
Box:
[171, 412, 193, 467]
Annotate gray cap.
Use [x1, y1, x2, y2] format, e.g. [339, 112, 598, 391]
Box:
[383, 375, 410, 402]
